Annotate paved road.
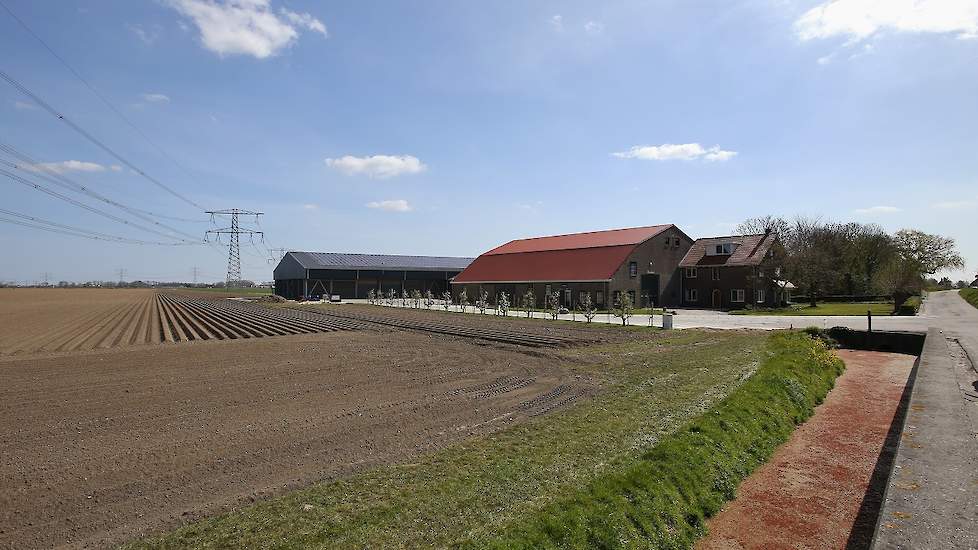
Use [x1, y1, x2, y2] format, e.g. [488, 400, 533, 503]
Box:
[328, 299, 932, 332]
[873, 290, 978, 549]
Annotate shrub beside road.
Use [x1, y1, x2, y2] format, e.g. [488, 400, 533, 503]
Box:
[729, 302, 893, 316]
[960, 288, 978, 309]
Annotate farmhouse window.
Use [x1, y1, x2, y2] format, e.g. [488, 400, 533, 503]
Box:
[629, 262, 638, 278]
[686, 288, 698, 302]
[712, 267, 720, 281]
[596, 291, 604, 306]
[685, 267, 697, 278]
[731, 289, 745, 302]
[756, 289, 765, 303]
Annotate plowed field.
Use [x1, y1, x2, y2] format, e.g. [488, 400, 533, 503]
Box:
[0, 288, 605, 549]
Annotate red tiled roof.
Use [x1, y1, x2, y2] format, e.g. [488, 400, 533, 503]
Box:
[679, 233, 777, 267]
[484, 225, 672, 255]
[453, 225, 674, 283]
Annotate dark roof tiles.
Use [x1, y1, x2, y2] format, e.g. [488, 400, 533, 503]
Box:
[679, 233, 777, 267]
[288, 252, 473, 271]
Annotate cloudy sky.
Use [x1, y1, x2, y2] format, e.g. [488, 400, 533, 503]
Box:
[1, 0, 976, 283]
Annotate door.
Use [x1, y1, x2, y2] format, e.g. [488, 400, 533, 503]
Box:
[712, 289, 722, 309]
[640, 274, 659, 307]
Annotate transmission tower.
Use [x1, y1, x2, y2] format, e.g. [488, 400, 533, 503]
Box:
[192, 266, 200, 284]
[205, 209, 263, 288]
[268, 247, 287, 264]
[115, 268, 126, 284]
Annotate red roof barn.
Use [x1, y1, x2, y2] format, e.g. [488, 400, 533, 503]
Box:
[453, 224, 693, 308]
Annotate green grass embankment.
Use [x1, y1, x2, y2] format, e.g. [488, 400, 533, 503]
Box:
[469, 332, 844, 549]
[960, 288, 978, 309]
[730, 302, 892, 316]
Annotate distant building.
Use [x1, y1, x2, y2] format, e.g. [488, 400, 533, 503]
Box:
[452, 225, 693, 308]
[273, 252, 473, 300]
[679, 232, 785, 309]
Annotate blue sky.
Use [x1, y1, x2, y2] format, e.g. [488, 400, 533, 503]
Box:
[1, 0, 976, 284]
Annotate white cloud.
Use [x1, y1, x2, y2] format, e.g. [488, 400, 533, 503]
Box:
[301, 203, 319, 210]
[325, 154, 427, 178]
[584, 20, 605, 34]
[853, 205, 902, 215]
[366, 199, 412, 212]
[141, 93, 171, 103]
[550, 15, 563, 30]
[13, 100, 37, 110]
[26, 160, 108, 174]
[110, 165, 123, 172]
[126, 23, 160, 44]
[795, 0, 978, 42]
[612, 143, 738, 162]
[931, 199, 977, 209]
[166, 0, 327, 59]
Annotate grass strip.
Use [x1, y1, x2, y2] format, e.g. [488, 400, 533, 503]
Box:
[961, 288, 978, 309]
[467, 331, 844, 549]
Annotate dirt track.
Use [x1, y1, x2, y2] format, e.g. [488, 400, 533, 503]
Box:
[0, 289, 602, 549]
[697, 350, 915, 550]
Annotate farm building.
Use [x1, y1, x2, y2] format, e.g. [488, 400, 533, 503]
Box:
[679, 231, 787, 310]
[273, 252, 473, 300]
[452, 224, 693, 309]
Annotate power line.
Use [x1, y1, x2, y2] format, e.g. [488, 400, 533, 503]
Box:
[0, 167, 201, 244]
[0, 68, 204, 210]
[0, 142, 204, 241]
[0, 208, 199, 245]
[0, 0, 208, 197]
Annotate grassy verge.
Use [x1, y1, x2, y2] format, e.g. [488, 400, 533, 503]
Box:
[126, 331, 778, 549]
[469, 331, 844, 548]
[730, 302, 892, 316]
[961, 288, 978, 309]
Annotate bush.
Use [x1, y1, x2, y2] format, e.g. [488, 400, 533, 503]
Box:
[960, 288, 978, 310]
[466, 332, 844, 549]
[895, 295, 921, 316]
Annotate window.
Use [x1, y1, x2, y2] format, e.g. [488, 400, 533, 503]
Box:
[756, 289, 765, 303]
[715, 244, 724, 254]
[685, 267, 697, 278]
[708, 242, 737, 256]
[712, 267, 720, 281]
[628, 261, 638, 278]
[579, 291, 589, 304]
[757, 268, 764, 278]
[731, 289, 745, 302]
[627, 290, 636, 305]
[596, 291, 604, 306]
[686, 288, 698, 302]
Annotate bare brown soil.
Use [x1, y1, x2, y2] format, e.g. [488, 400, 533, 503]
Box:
[0, 289, 605, 549]
[696, 350, 915, 550]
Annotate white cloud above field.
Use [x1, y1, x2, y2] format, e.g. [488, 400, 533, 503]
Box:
[141, 93, 171, 103]
[853, 205, 901, 215]
[25, 160, 109, 174]
[366, 199, 412, 212]
[795, 0, 978, 42]
[166, 0, 327, 59]
[612, 143, 737, 162]
[326, 154, 427, 178]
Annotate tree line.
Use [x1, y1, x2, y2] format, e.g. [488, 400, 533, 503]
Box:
[737, 215, 965, 306]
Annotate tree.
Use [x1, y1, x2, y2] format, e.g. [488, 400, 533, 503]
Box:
[442, 290, 452, 310]
[401, 289, 410, 307]
[581, 292, 597, 323]
[877, 229, 964, 307]
[424, 289, 435, 309]
[783, 217, 844, 307]
[613, 291, 633, 326]
[736, 215, 791, 242]
[522, 288, 535, 318]
[547, 291, 560, 320]
[497, 291, 510, 316]
[476, 289, 489, 314]
[366, 288, 376, 304]
[386, 288, 396, 306]
[457, 289, 468, 312]
[411, 289, 422, 308]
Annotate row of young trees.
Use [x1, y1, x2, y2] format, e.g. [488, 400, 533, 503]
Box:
[737, 215, 965, 306]
[365, 286, 637, 324]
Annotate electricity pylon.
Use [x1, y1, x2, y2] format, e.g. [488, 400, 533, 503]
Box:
[205, 209, 263, 288]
